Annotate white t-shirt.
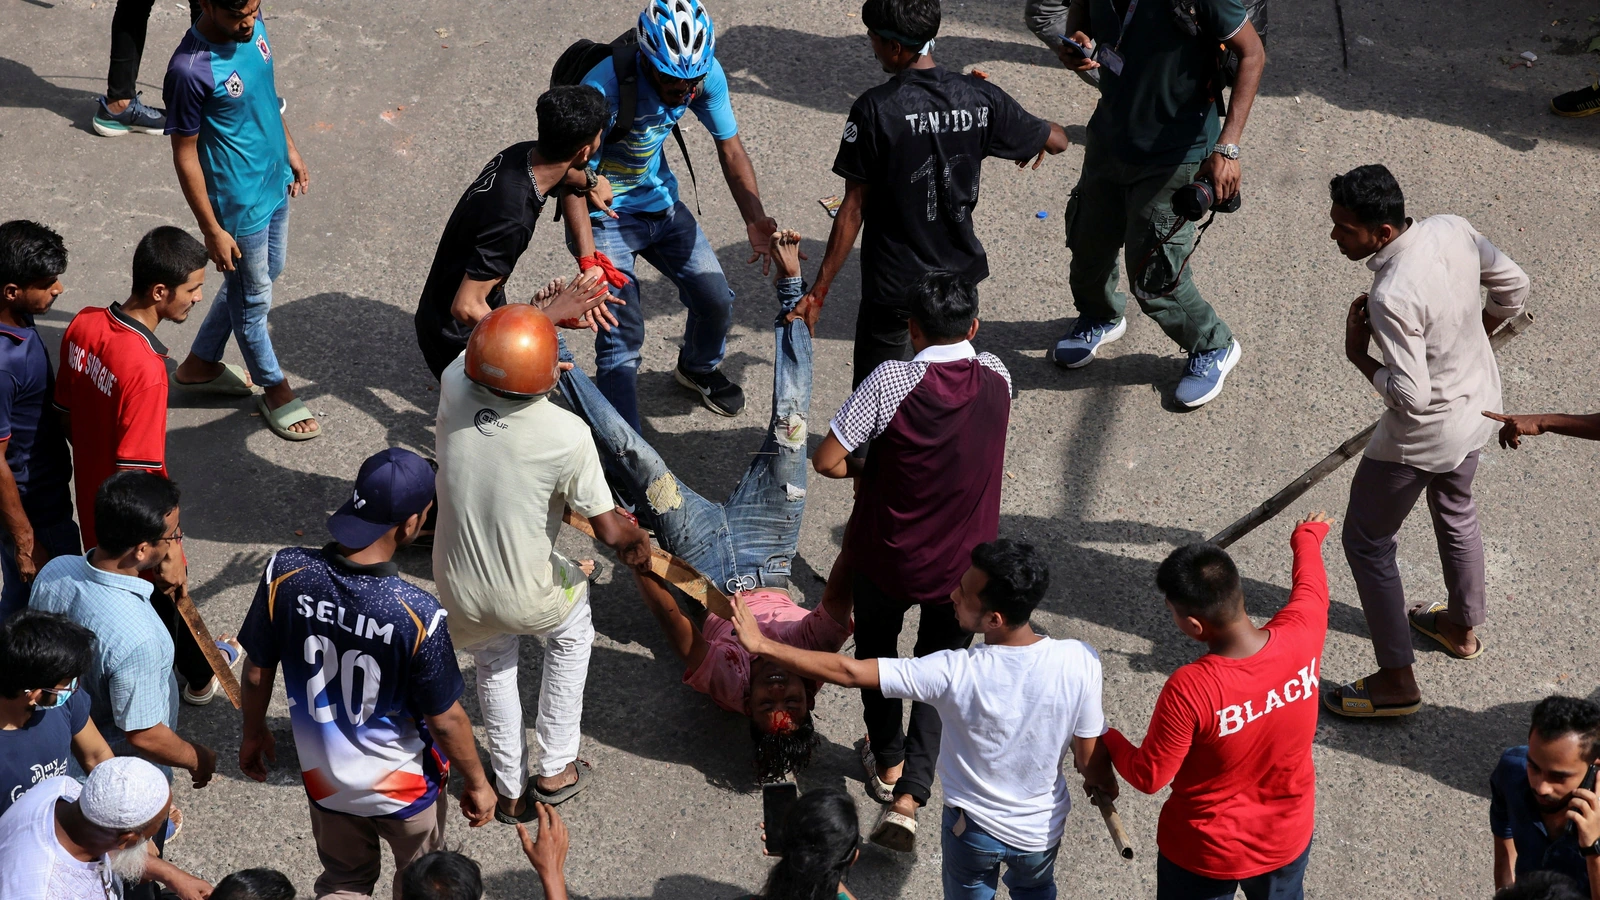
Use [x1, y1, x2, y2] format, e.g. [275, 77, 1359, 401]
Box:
[433, 355, 615, 647]
[877, 637, 1105, 852]
[0, 776, 122, 900]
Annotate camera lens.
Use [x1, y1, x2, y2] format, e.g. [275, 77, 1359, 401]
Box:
[1172, 181, 1211, 221]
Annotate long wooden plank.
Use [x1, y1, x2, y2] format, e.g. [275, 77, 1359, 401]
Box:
[173, 585, 242, 709]
[1209, 311, 1534, 548]
[561, 508, 735, 620]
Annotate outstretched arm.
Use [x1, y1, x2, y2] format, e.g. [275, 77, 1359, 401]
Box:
[730, 594, 878, 689]
[1483, 411, 1600, 449]
[634, 571, 709, 671]
[714, 135, 778, 273]
[789, 180, 868, 330]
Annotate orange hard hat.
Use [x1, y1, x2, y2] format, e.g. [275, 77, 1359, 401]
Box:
[464, 304, 560, 399]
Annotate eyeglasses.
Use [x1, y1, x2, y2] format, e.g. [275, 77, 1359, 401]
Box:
[158, 528, 184, 544]
[646, 62, 706, 93]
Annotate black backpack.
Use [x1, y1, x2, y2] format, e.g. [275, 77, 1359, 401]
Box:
[549, 31, 700, 212]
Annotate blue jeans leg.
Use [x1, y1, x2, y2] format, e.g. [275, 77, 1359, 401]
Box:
[586, 213, 651, 431]
[940, 807, 1061, 900]
[637, 202, 734, 377]
[555, 336, 734, 586]
[724, 279, 811, 584]
[190, 200, 289, 387]
[0, 517, 84, 621]
[1157, 840, 1310, 900]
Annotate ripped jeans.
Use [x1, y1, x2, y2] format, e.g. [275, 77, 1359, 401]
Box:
[557, 276, 811, 594]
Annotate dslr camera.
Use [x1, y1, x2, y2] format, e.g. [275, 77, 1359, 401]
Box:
[1172, 175, 1241, 221]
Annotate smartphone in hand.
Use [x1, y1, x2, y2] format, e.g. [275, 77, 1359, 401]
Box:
[762, 782, 799, 856]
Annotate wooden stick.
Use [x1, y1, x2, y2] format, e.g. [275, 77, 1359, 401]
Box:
[1208, 311, 1534, 549]
[1088, 790, 1133, 859]
[561, 509, 735, 620]
[172, 585, 242, 709]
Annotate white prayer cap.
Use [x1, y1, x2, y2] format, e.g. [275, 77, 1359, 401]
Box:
[79, 757, 170, 832]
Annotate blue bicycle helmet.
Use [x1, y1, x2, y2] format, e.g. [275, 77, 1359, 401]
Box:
[636, 0, 716, 80]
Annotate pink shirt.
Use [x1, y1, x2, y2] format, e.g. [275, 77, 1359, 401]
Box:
[684, 589, 851, 714]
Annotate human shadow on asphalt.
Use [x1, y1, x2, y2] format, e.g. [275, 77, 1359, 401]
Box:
[1313, 687, 1600, 798]
[0, 57, 102, 134]
[715, 26, 1061, 118]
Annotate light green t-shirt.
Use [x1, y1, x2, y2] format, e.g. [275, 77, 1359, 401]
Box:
[433, 355, 614, 647]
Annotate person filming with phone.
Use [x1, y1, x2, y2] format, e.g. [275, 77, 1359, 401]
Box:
[1490, 696, 1600, 899]
[1049, 0, 1263, 409]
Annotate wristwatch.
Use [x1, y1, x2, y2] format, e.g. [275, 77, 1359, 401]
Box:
[1212, 143, 1241, 160]
[1581, 837, 1600, 857]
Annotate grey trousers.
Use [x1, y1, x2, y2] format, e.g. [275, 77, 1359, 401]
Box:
[1342, 451, 1486, 669]
[308, 796, 446, 900]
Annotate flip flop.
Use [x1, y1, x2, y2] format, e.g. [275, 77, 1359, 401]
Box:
[215, 635, 243, 667]
[1322, 677, 1422, 718]
[869, 807, 916, 852]
[256, 395, 321, 442]
[161, 807, 184, 844]
[1408, 602, 1485, 660]
[493, 792, 541, 826]
[529, 758, 592, 806]
[173, 363, 254, 397]
[858, 736, 894, 804]
[181, 679, 217, 706]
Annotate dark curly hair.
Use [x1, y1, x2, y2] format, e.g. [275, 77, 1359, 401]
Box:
[754, 788, 859, 900]
[1329, 164, 1404, 229]
[752, 716, 818, 783]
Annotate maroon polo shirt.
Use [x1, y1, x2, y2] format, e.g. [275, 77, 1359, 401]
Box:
[830, 341, 1012, 604]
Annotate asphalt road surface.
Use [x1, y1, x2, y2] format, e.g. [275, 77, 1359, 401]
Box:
[4, 0, 1600, 897]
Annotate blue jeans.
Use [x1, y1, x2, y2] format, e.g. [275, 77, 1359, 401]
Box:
[557, 277, 808, 594]
[1156, 840, 1312, 900]
[579, 202, 735, 431]
[0, 517, 82, 621]
[941, 807, 1060, 900]
[191, 199, 289, 388]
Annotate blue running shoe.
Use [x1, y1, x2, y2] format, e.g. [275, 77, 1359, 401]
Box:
[1174, 338, 1241, 408]
[93, 93, 166, 137]
[1051, 316, 1126, 369]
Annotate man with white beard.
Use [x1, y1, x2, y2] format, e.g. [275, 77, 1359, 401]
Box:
[0, 756, 210, 899]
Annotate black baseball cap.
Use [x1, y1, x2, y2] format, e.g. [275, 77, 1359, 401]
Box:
[327, 448, 436, 549]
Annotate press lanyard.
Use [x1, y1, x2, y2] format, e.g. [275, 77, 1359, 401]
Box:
[1109, 0, 1140, 52]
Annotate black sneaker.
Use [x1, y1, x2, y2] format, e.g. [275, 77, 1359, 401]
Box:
[93, 92, 167, 137]
[1552, 81, 1600, 117]
[674, 364, 745, 416]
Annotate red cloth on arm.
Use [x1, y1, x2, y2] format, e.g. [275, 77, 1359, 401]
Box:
[1103, 520, 1331, 880]
[578, 251, 629, 288]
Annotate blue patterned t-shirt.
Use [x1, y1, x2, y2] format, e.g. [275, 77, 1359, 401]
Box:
[238, 545, 464, 820]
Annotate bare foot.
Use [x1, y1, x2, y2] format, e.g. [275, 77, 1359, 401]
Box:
[174, 353, 232, 385]
[1360, 667, 1421, 707]
[1425, 609, 1480, 657]
[888, 794, 919, 818]
[263, 382, 318, 436]
[497, 791, 525, 820]
[534, 762, 578, 795]
[532, 277, 566, 308]
[577, 559, 596, 579]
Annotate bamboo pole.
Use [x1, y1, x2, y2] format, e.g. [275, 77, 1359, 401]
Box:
[1208, 311, 1533, 549]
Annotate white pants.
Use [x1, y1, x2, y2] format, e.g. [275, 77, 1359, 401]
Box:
[461, 593, 594, 797]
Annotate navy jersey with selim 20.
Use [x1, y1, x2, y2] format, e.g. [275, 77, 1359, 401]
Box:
[832, 65, 1050, 309]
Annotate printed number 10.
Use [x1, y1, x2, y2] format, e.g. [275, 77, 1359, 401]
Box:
[909, 153, 979, 223]
[304, 635, 381, 726]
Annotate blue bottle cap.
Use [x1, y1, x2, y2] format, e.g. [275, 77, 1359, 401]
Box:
[1036, 210, 1049, 219]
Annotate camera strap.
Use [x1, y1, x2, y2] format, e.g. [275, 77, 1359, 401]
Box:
[1131, 211, 1217, 300]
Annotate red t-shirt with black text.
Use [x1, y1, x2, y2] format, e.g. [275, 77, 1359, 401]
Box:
[54, 305, 169, 547]
[1103, 521, 1330, 880]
